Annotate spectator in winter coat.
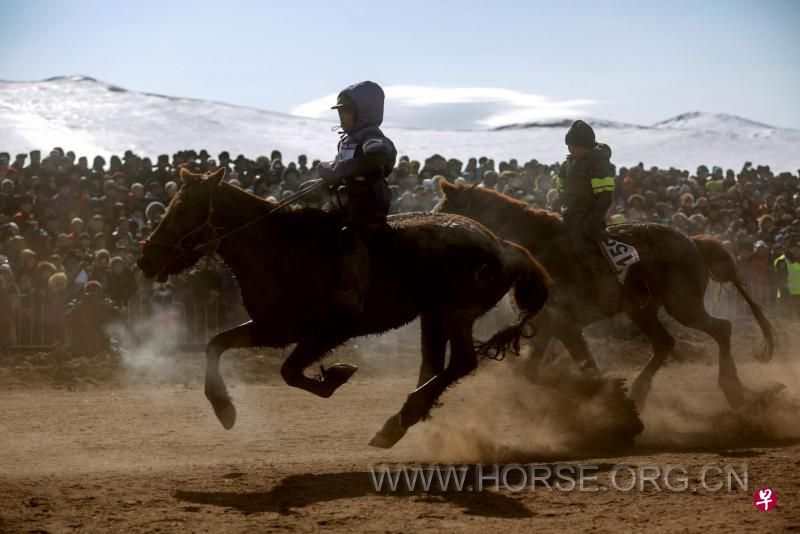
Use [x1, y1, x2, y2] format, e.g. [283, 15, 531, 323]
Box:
[65, 281, 121, 356]
[774, 240, 800, 320]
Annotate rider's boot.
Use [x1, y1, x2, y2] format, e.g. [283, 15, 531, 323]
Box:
[333, 227, 370, 316]
[586, 252, 621, 316]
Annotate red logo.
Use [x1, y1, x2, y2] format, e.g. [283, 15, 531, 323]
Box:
[753, 488, 777, 511]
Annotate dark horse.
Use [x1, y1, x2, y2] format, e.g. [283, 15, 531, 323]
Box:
[137, 168, 550, 448]
[435, 182, 775, 408]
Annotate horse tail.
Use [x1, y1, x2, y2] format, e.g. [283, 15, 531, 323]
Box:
[509, 244, 551, 319]
[693, 235, 775, 362]
[474, 243, 551, 361]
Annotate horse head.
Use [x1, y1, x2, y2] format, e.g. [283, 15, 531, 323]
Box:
[432, 179, 477, 216]
[137, 167, 225, 282]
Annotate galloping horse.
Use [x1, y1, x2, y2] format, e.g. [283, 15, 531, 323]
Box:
[137, 168, 550, 448]
[435, 182, 775, 408]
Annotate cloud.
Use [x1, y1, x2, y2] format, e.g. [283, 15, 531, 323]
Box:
[291, 85, 594, 130]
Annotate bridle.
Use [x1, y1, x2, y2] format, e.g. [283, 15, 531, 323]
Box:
[141, 185, 223, 258]
[141, 179, 326, 257]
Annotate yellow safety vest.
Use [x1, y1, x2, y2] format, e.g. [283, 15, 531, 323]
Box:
[705, 179, 724, 198]
[774, 254, 800, 296]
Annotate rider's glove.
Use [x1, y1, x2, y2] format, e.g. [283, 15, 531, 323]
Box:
[317, 161, 337, 183]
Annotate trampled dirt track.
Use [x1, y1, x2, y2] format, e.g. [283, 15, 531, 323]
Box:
[1, 325, 799, 533]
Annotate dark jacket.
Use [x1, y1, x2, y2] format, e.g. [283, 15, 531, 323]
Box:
[65, 294, 121, 355]
[319, 82, 397, 227]
[106, 268, 137, 307]
[556, 143, 616, 238]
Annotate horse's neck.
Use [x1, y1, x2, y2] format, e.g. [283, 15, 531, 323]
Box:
[470, 201, 512, 230]
[477, 200, 562, 253]
[211, 185, 283, 276]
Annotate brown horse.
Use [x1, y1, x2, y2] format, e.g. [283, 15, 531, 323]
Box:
[434, 182, 775, 408]
[137, 168, 550, 448]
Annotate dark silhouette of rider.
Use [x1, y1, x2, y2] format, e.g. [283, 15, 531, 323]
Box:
[556, 120, 615, 251]
[317, 81, 397, 315]
[555, 120, 619, 311]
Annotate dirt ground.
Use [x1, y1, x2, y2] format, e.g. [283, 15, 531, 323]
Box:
[1, 322, 799, 533]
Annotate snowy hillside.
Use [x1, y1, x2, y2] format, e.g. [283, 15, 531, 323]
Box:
[1, 76, 799, 171]
[652, 112, 780, 137]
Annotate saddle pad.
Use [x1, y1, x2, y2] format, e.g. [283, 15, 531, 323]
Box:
[600, 238, 640, 283]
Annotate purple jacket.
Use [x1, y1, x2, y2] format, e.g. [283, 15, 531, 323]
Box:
[319, 81, 397, 184]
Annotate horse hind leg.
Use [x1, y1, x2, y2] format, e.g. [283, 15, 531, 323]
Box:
[417, 314, 447, 387]
[626, 304, 676, 409]
[553, 321, 599, 373]
[370, 317, 477, 449]
[405, 319, 478, 425]
[666, 300, 744, 407]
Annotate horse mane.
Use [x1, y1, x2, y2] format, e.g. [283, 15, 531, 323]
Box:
[454, 183, 566, 239]
[220, 181, 332, 222]
[219, 181, 454, 233]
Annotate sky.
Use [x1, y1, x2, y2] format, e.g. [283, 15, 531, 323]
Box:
[1, 0, 798, 130]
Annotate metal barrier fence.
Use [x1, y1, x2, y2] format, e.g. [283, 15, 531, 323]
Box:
[5, 294, 243, 349]
[704, 280, 781, 323]
[2, 280, 791, 350]
[5, 294, 65, 348]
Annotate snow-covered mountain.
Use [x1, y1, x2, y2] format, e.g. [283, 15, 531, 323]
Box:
[652, 111, 781, 137]
[1, 76, 798, 171]
[495, 118, 644, 130]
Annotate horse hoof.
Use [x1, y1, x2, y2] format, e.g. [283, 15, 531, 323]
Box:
[322, 363, 359, 392]
[369, 415, 408, 449]
[369, 428, 407, 449]
[215, 402, 237, 430]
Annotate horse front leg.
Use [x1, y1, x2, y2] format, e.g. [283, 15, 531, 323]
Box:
[280, 334, 356, 398]
[523, 308, 553, 374]
[205, 321, 264, 429]
[551, 307, 599, 373]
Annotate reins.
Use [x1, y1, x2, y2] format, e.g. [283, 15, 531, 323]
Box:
[142, 180, 326, 255]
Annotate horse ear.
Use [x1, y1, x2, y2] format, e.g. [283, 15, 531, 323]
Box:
[207, 167, 226, 187]
[439, 179, 457, 196]
[180, 168, 196, 185]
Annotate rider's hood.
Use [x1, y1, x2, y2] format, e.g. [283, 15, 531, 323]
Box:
[338, 81, 385, 137]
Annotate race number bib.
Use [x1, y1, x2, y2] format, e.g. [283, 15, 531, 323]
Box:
[600, 238, 640, 283]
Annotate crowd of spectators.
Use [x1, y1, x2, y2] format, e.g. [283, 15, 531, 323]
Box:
[1, 146, 799, 349]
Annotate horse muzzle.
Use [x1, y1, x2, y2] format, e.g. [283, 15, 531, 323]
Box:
[136, 254, 169, 282]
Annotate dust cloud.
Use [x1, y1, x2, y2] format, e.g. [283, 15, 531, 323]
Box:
[405, 356, 643, 464]
[111, 310, 189, 383]
[405, 322, 800, 463]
